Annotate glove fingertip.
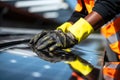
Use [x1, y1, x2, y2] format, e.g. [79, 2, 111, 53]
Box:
[29, 38, 34, 44]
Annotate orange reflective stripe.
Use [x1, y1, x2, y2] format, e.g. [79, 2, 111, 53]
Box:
[101, 17, 120, 38]
[103, 67, 116, 79]
[75, 0, 83, 12]
[106, 31, 120, 55]
[75, 0, 94, 13]
[109, 41, 120, 55]
[103, 62, 120, 80]
[101, 17, 120, 59]
[101, 22, 118, 38]
[72, 72, 84, 80]
[84, 0, 94, 13]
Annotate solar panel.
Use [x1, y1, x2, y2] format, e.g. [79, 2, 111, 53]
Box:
[0, 52, 72, 80]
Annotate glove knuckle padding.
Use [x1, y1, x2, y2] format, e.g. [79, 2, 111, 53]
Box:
[34, 31, 47, 43]
[35, 31, 57, 50]
[53, 30, 77, 50]
[28, 30, 48, 50]
[29, 30, 77, 62]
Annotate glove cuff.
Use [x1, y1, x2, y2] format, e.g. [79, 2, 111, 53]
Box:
[57, 22, 72, 32]
[68, 18, 94, 42]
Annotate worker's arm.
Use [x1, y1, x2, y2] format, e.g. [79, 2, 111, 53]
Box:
[68, 0, 120, 41]
[87, 0, 120, 30]
[29, 1, 120, 79]
[93, 0, 120, 23]
[29, 0, 120, 51]
[68, 0, 120, 30]
[29, 0, 88, 45]
[56, 10, 86, 32]
[57, 0, 87, 32]
[56, 10, 87, 32]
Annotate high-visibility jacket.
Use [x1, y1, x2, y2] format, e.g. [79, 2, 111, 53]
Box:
[75, 0, 94, 13]
[101, 13, 120, 80]
[101, 16, 120, 59]
[74, 0, 120, 80]
[103, 62, 120, 80]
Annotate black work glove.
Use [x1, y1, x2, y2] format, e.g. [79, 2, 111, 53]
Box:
[30, 30, 78, 52]
[34, 49, 77, 63]
[29, 30, 48, 51]
[28, 30, 78, 63]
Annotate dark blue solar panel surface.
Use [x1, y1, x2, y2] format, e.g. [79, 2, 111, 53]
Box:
[0, 52, 72, 80]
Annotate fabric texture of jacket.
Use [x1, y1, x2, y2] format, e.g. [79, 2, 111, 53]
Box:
[68, 0, 120, 80]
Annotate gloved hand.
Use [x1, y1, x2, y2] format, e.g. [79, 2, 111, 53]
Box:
[29, 22, 72, 50]
[29, 30, 48, 51]
[34, 30, 78, 51]
[31, 18, 94, 51]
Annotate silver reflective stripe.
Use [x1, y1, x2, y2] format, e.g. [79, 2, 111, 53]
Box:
[104, 63, 120, 80]
[105, 63, 120, 69]
[107, 31, 120, 44]
[104, 74, 114, 80]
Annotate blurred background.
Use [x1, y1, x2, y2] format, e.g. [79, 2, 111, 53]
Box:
[0, 0, 105, 80]
[0, 0, 77, 29]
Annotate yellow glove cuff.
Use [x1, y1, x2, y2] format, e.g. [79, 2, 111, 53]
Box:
[57, 22, 72, 32]
[66, 57, 93, 75]
[68, 18, 94, 42]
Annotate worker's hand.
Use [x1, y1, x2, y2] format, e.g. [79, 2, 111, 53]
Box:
[34, 30, 78, 51]
[29, 18, 94, 52]
[29, 22, 72, 52]
[29, 30, 48, 51]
